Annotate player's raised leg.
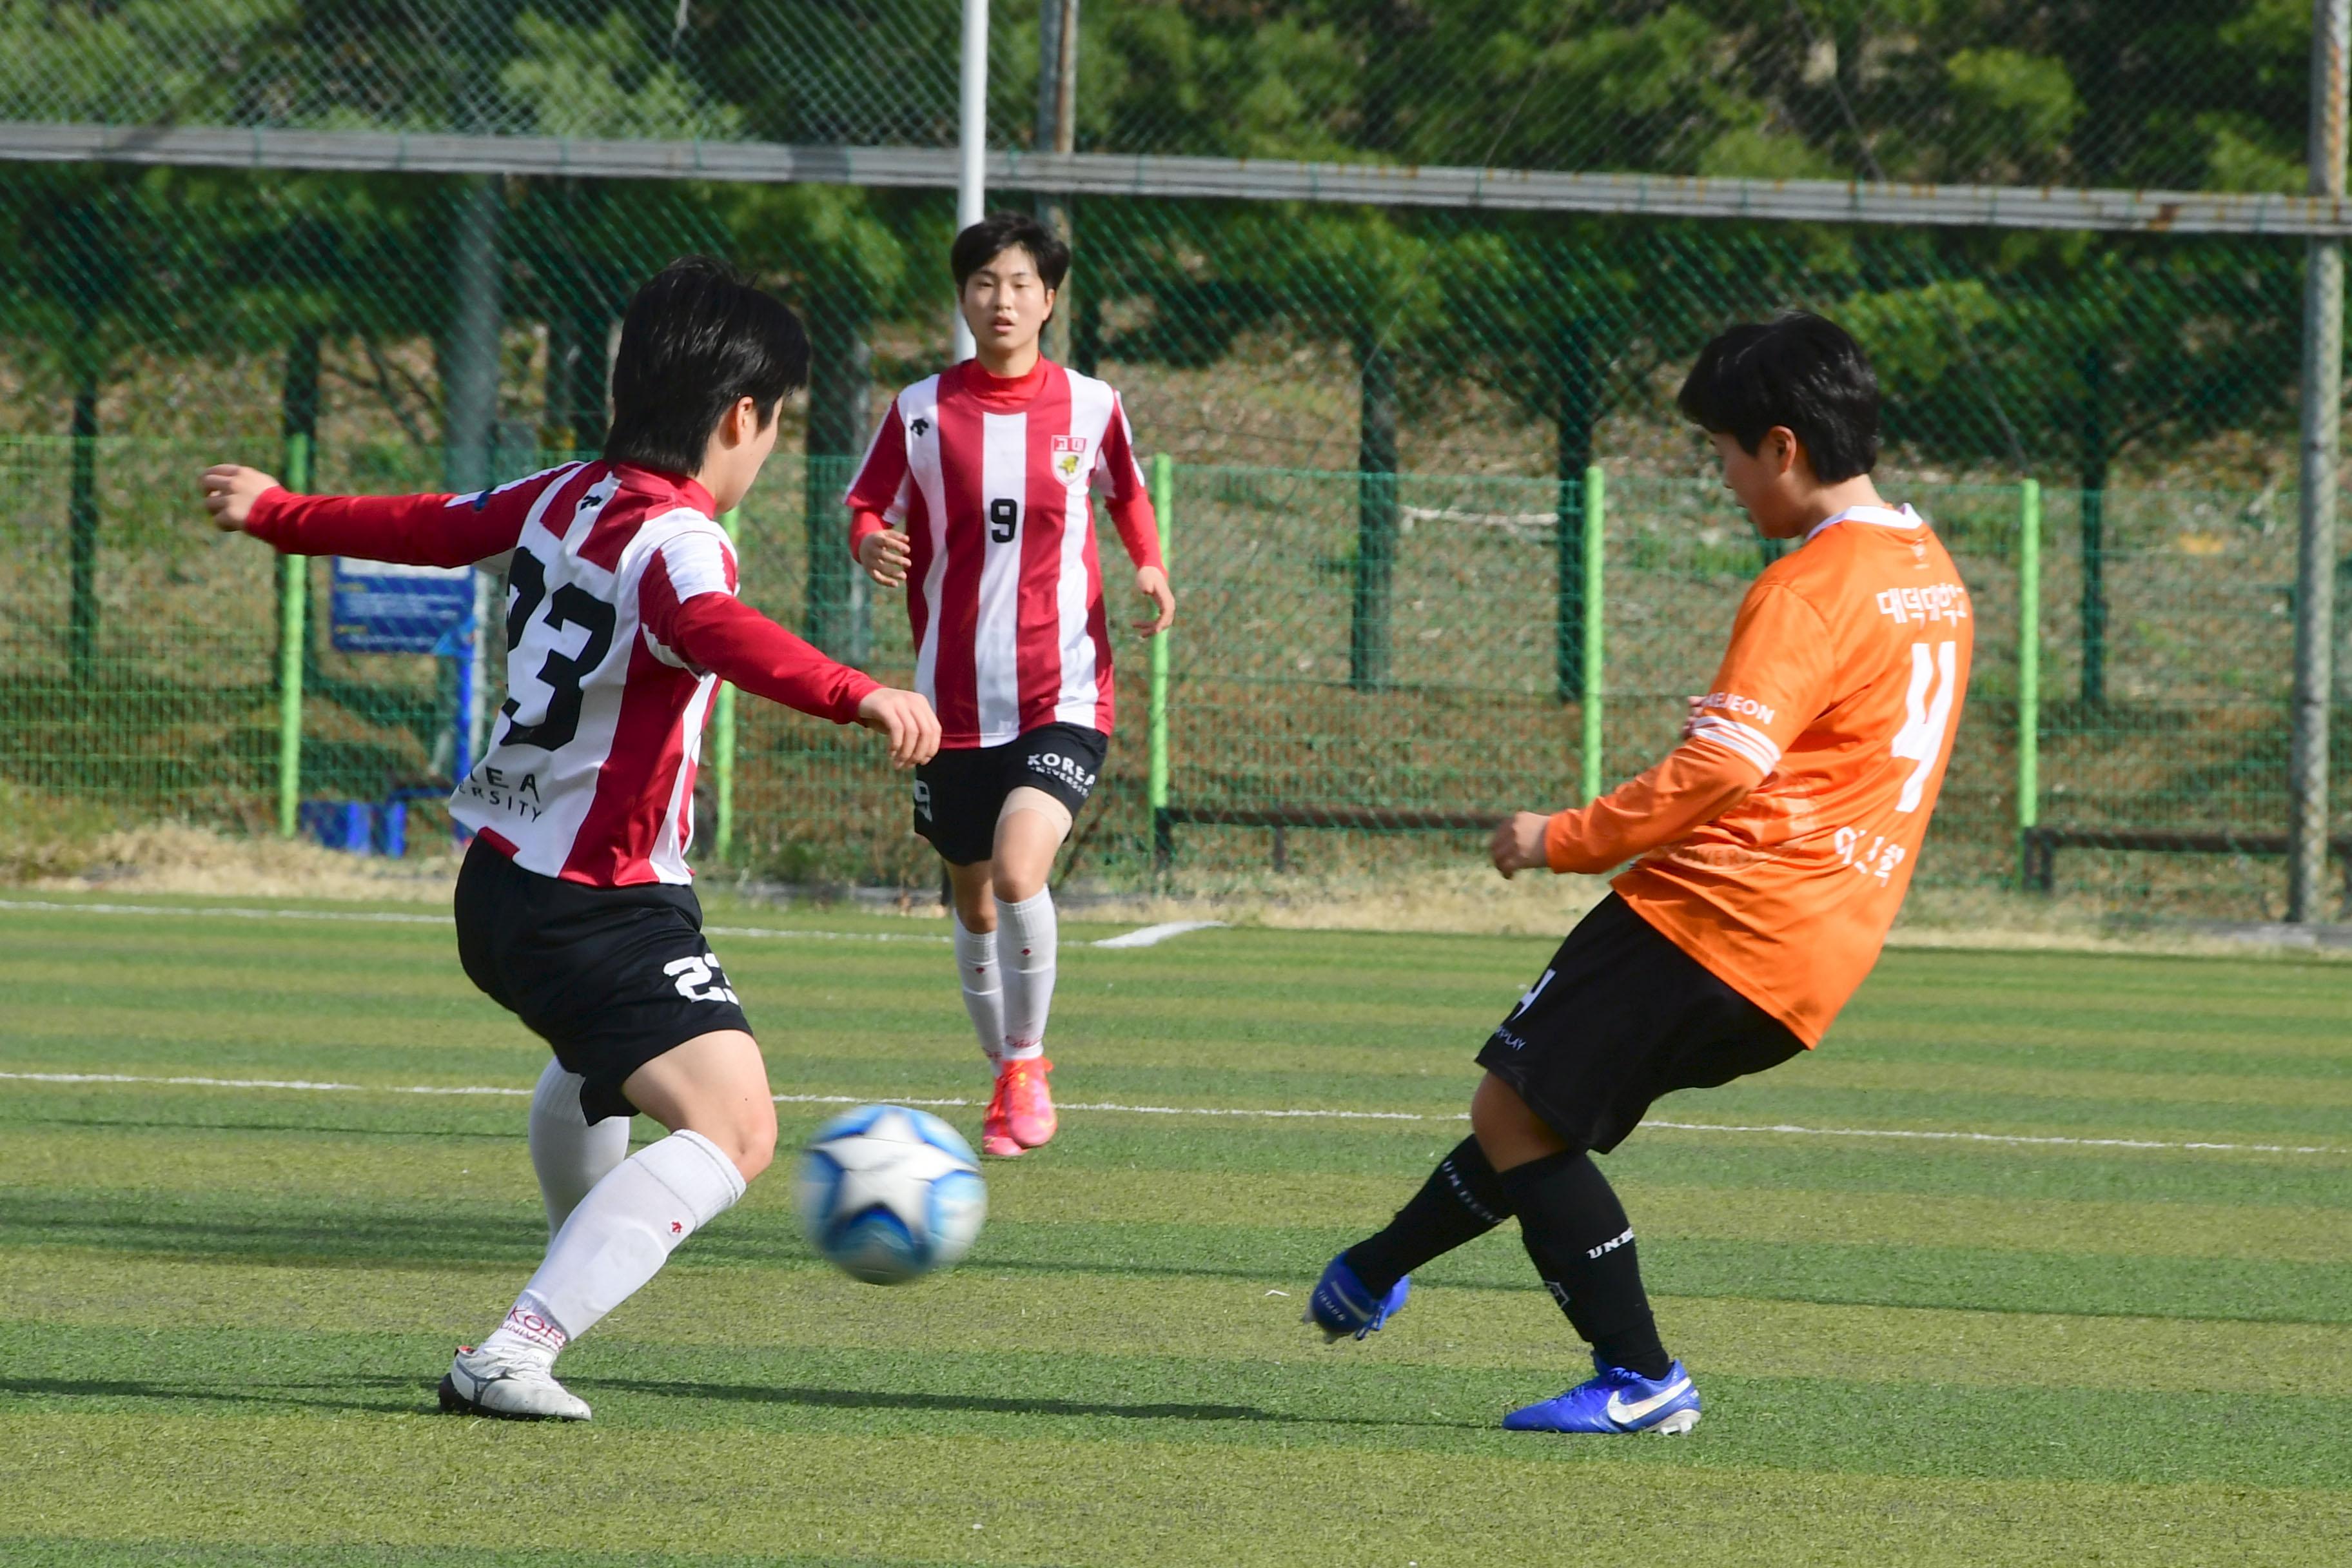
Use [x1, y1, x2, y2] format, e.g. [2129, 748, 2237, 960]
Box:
[446, 1030, 770, 1422]
[1304, 1134, 1511, 1341]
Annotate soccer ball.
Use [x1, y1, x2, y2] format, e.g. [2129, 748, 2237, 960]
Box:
[794, 1104, 987, 1285]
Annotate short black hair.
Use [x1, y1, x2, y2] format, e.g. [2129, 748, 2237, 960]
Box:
[950, 211, 1070, 293]
[603, 256, 809, 477]
[1676, 312, 1880, 482]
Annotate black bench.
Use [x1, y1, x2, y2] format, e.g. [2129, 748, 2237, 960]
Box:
[2023, 827, 2352, 901]
[1153, 803, 1507, 872]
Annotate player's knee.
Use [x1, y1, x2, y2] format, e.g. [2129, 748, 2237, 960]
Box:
[992, 790, 1068, 905]
[946, 865, 997, 930]
[1469, 1073, 1565, 1170]
[696, 1093, 777, 1183]
[992, 864, 1046, 903]
[720, 1109, 777, 1183]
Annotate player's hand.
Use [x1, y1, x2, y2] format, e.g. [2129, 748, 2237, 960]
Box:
[200, 465, 280, 533]
[858, 529, 911, 588]
[1133, 564, 1175, 635]
[1489, 810, 1552, 880]
[1681, 694, 1705, 739]
[856, 686, 940, 769]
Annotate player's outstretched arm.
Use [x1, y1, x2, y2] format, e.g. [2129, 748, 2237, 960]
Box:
[658, 583, 939, 768]
[1495, 577, 1835, 878]
[201, 465, 280, 533]
[1491, 743, 1762, 880]
[200, 462, 557, 567]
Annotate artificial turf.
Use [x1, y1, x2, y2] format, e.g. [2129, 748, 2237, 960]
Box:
[0, 892, 2346, 1565]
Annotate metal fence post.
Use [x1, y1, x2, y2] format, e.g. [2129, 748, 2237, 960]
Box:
[67, 388, 97, 685]
[1580, 464, 1606, 803]
[953, 0, 988, 361]
[2293, 0, 2350, 922]
[713, 508, 741, 861]
[277, 432, 311, 839]
[1149, 453, 1175, 868]
[2016, 478, 2041, 886]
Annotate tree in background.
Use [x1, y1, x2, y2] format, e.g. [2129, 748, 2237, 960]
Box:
[1841, 233, 2301, 705]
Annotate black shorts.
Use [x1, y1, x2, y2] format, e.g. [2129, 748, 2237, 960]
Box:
[454, 840, 751, 1124]
[912, 723, 1107, 866]
[1474, 893, 1803, 1155]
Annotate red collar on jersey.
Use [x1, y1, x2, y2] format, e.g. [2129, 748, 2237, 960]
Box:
[608, 462, 717, 518]
[956, 356, 1054, 410]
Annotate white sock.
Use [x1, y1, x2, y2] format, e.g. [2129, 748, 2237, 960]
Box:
[954, 915, 1005, 1065]
[998, 888, 1058, 1060]
[478, 1128, 745, 1363]
[527, 1059, 632, 1237]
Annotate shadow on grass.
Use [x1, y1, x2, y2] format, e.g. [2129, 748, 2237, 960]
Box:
[0, 1199, 553, 1266]
[8, 1114, 522, 1143]
[0, 1374, 422, 1416]
[591, 1377, 1476, 1430]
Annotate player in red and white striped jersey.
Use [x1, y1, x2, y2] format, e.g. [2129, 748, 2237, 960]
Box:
[846, 212, 1175, 1159]
[229, 458, 888, 885]
[202, 259, 938, 1422]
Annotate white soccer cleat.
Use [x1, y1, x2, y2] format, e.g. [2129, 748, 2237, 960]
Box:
[438, 1345, 592, 1422]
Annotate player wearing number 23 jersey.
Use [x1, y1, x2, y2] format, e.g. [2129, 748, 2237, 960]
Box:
[212, 259, 946, 1427]
[244, 460, 879, 887]
[1549, 500, 1972, 1046]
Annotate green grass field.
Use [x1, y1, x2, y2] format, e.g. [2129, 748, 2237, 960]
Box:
[1, 892, 2347, 1566]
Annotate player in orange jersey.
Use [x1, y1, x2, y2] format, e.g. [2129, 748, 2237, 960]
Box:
[1302, 313, 1972, 1436]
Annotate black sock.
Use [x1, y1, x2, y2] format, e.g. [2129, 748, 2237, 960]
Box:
[1342, 1137, 1513, 1293]
[1497, 1149, 1671, 1380]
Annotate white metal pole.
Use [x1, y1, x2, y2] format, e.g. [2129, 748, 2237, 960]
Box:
[953, 0, 989, 362]
[2292, 0, 2349, 921]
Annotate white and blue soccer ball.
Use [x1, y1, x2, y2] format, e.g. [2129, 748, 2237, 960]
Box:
[794, 1104, 987, 1285]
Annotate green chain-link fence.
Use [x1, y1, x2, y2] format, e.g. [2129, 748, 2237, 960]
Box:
[6, 440, 2342, 915]
[1, 3, 2346, 912]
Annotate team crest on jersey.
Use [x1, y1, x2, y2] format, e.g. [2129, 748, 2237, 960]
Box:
[1052, 435, 1089, 482]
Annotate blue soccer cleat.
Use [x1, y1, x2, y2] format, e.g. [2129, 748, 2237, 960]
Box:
[1303, 1254, 1409, 1342]
[1502, 1355, 1701, 1435]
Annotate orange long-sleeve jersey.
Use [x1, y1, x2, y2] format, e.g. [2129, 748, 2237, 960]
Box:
[1545, 504, 1973, 1046]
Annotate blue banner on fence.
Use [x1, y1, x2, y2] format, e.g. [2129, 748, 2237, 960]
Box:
[330, 560, 475, 654]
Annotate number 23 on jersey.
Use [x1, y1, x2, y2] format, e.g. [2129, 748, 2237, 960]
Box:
[500, 547, 618, 753]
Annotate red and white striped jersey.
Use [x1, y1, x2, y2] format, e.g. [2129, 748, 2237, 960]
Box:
[246, 462, 877, 888]
[845, 358, 1161, 749]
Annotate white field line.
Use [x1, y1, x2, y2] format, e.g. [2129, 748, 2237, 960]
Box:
[0, 897, 1226, 950]
[0, 899, 449, 926]
[1089, 919, 1229, 948]
[1, 1070, 2337, 1157]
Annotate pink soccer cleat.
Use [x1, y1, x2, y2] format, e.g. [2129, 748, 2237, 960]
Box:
[981, 1068, 1024, 1158]
[996, 1055, 1057, 1149]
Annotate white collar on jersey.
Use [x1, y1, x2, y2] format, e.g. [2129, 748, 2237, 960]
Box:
[1803, 502, 1922, 543]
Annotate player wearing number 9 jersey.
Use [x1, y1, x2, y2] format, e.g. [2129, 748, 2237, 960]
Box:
[1305, 314, 1970, 1438]
[845, 213, 1173, 1161]
[201, 258, 941, 1424]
